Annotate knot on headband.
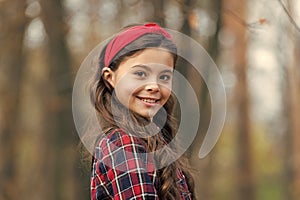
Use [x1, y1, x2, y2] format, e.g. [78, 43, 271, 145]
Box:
[104, 23, 173, 67]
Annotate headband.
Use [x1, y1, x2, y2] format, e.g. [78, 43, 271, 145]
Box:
[104, 23, 173, 67]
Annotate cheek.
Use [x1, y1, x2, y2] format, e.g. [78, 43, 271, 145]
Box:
[114, 79, 140, 106]
[161, 86, 172, 102]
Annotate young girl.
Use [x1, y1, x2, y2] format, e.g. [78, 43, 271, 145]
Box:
[90, 23, 196, 200]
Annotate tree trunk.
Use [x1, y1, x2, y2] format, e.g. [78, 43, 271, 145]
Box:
[0, 0, 27, 199]
[175, 0, 221, 199]
[186, 0, 222, 199]
[221, 0, 255, 199]
[39, 0, 88, 199]
[291, 44, 300, 200]
[152, 0, 165, 26]
[281, 1, 300, 199]
[286, 1, 300, 198]
[287, 37, 300, 200]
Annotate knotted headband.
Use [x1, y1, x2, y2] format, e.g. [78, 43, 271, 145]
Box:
[104, 23, 173, 67]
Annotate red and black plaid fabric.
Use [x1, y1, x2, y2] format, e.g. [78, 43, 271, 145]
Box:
[91, 128, 192, 200]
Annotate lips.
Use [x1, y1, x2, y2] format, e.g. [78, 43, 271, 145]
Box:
[137, 96, 160, 104]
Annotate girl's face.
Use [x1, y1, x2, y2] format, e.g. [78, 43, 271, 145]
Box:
[104, 48, 174, 118]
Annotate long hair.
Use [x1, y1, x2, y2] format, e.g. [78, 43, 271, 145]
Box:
[90, 32, 195, 199]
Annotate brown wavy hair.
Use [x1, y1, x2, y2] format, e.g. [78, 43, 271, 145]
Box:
[90, 30, 196, 199]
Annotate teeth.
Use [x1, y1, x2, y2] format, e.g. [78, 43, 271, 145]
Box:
[141, 98, 156, 103]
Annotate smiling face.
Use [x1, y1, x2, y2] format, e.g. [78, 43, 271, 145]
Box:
[103, 48, 174, 118]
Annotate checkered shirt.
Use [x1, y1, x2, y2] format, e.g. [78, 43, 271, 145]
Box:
[91, 128, 192, 200]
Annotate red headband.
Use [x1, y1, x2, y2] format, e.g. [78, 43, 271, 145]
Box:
[104, 23, 173, 67]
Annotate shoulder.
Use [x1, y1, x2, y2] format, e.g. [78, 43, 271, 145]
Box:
[94, 128, 148, 159]
[93, 128, 155, 172]
[105, 128, 144, 145]
[99, 128, 146, 149]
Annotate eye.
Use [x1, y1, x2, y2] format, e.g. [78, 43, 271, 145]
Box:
[134, 70, 147, 77]
[134, 71, 146, 78]
[160, 74, 171, 81]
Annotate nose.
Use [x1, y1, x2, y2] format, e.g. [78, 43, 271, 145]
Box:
[145, 82, 160, 92]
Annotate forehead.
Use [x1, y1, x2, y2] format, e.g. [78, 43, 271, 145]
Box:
[119, 48, 174, 68]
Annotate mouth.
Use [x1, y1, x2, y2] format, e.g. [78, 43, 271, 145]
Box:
[137, 96, 160, 105]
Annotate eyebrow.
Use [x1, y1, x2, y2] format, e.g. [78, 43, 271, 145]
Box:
[131, 64, 173, 73]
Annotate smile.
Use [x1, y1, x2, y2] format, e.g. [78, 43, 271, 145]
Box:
[137, 97, 160, 104]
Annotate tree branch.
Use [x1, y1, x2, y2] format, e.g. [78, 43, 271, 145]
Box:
[278, 0, 300, 33]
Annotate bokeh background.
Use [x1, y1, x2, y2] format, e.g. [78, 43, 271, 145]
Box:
[1, 0, 300, 199]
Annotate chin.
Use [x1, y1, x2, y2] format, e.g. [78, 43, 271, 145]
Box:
[136, 112, 152, 119]
[141, 109, 160, 118]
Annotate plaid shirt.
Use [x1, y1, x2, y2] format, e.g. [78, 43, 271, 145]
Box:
[91, 128, 192, 200]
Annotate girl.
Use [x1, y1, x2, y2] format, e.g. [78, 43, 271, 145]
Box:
[90, 23, 196, 200]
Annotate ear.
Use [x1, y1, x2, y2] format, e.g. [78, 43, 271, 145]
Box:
[102, 67, 116, 88]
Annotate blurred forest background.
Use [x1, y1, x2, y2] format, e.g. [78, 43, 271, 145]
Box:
[1, 0, 300, 199]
